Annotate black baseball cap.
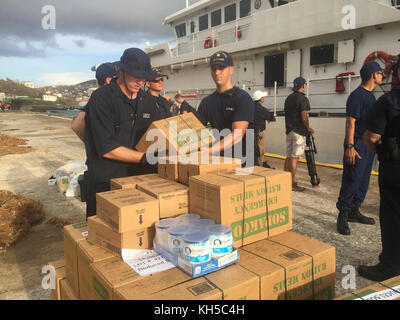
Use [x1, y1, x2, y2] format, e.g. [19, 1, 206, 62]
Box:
[292, 77, 306, 91]
[95, 62, 119, 83]
[117, 48, 159, 80]
[210, 51, 234, 67]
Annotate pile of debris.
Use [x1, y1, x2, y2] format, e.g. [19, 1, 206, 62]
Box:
[0, 134, 34, 157]
[0, 190, 45, 248]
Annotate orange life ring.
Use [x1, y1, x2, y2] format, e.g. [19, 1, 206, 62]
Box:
[364, 51, 392, 77]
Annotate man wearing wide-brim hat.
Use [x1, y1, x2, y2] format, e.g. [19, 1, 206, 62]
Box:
[83, 48, 162, 219]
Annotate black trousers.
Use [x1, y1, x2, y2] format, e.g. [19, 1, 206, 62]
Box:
[378, 161, 400, 273]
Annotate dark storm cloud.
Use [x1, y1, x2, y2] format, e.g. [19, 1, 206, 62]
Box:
[0, 0, 193, 57]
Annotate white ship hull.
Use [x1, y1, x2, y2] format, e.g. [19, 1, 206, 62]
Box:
[146, 0, 400, 164]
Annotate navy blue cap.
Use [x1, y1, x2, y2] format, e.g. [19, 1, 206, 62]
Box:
[210, 51, 233, 67]
[117, 48, 159, 80]
[360, 61, 383, 78]
[292, 77, 306, 91]
[95, 62, 119, 83]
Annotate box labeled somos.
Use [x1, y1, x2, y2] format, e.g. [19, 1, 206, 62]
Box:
[96, 189, 159, 233]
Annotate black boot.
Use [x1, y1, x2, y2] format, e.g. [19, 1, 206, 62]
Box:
[358, 264, 400, 282]
[348, 207, 376, 225]
[337, 210, 351, 235]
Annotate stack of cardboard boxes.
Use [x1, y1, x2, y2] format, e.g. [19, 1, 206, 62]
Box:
[56, 113, 338, 300]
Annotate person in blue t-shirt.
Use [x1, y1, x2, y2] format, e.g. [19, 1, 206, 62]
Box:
[336, 61, 384, 235]
[196, 51, 255, 167]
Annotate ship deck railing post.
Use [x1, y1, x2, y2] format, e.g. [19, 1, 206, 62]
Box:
[274, 81, 277, 117]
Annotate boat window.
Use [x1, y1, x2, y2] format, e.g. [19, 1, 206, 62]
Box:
[199, 14, 208, 31]
[225, 3, 237, 23]
[190, 21, 195, 33]
[211, 9, 222, 27]
[240, 0, 251, 18]
[268, 0, 289, 7]
[310, 44, 335, 65]
[175, 23, 186, 38]
[265, 53, 285, 87]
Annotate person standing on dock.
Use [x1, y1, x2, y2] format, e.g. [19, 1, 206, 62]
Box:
[83, 48, 161, 218]
[283, 77, 314, 192]
[196, 51, 255, 167]
[336, 61, 384, 236]
[252, 90, 276, 168]
[71, 62, 119, 141]
[358, 60, 400, 281]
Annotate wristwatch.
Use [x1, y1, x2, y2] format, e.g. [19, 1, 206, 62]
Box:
[346, 144, 354, 149]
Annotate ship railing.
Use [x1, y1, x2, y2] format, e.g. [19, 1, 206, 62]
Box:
[170, 17, 252, 57]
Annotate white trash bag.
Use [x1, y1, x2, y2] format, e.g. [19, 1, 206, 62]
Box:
[54, 160, 87, 197]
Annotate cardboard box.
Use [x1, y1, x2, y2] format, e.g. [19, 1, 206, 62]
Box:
[137, 179, 189, 218]
[335, 282, 400, 300]
[237, 248, 286, 300]
[135, 113, 214, 156]
[149, 277, 222, 300]
[241, 240, 313, 300]
[77, 239, 117, 300]
[238, 233, 336, 300]
[89, 257, 145, 300]
[189, 168, 292, 247]
[48, 259, 66, 300]
[204, 264, 260, 300]
[60, 279, 78, 300]
[236, 166, 293, 237]
[268, 231, 336, 300]
[110, 174, 160, 190]
[96, 188, 159, 233]
[114, 267, 192, 300]
[88, 216, 155, 255]
[158, 156, 179, 181]
[178, 156, 242, 185]
[63, 222, 89, 297]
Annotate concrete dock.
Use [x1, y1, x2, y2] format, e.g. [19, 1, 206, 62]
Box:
[0, 112, 383, 299]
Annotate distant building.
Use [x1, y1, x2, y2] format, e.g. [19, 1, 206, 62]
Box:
[55, 93, 63, 98]
[42, 94, 57, 102]
[22, 82, 35, 88]
[78, 99, 88, 107]
[0, 92, 5, 101]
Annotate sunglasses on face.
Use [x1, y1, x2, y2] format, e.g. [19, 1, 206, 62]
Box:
[150, 78, 164, 83]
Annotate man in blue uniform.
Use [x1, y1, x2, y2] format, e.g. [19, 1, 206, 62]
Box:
[83, 48, 164, 218]
[71, 62, 119, 141]
[196, 51, 255, 166]
[358, 60, 400, 281]
[336, 61, 384, 235]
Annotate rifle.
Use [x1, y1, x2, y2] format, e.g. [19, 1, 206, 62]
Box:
[305, 134, 321, 187]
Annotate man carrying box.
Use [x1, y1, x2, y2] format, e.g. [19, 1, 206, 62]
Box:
[84, 48, 164, 218]
[196, 51, 256, 167]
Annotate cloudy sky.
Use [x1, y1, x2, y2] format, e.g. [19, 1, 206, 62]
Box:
[0, 0, 196, 87]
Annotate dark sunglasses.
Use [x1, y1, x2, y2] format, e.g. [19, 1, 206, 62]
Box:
[150, 78, 164, 83]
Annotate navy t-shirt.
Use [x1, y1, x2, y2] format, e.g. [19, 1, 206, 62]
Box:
[197, 86, 254, 131]
[284, 91, 311, 136]
[197, 86, 255, 161]
[366, 89, 400, 136]
[346, 86, 376, 139]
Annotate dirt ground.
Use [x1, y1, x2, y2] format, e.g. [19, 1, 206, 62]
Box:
[0, 112, 383, 300]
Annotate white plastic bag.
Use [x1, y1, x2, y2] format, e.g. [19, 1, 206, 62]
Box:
[54, 160, 87, 197]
